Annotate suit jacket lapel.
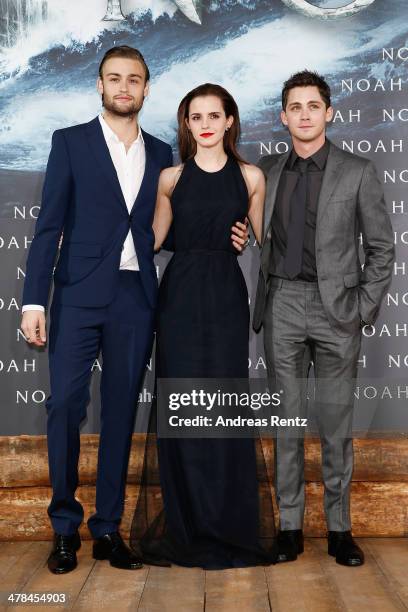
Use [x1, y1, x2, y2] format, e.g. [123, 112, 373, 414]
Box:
[317, 141, 346, 226]
[85, 117, 128, 214]
[262, 152, 289, 246]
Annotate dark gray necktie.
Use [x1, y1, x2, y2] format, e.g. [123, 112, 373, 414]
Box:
[284, 159, 309, 279]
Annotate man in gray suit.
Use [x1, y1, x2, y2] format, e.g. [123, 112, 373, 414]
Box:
[253, 71, 394, 566]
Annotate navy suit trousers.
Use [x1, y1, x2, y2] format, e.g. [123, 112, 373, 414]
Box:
[46, 271, 155, 537]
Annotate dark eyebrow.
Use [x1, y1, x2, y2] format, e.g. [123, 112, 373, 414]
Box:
[288, 100, 323, 107]
[105, 72, 143, 78]
[190, 111, 222, 115]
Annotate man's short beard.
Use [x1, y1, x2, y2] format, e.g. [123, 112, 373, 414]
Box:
[103, 96, 143, 118]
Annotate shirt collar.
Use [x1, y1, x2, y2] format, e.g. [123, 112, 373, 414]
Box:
[287, 139, 329, 170]
[98, 113, 144, 147]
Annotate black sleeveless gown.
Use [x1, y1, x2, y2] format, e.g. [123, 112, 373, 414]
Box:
[130, 156, 277, 569]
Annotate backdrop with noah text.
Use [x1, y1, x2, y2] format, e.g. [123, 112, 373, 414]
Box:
[0, 0, 407, 435]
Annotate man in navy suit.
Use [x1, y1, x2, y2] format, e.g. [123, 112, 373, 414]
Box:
[21, 45, 248, 574]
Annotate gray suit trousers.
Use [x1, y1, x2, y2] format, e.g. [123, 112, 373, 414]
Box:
[264, 278, 361, 532]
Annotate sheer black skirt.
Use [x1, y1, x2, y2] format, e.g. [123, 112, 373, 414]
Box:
[130, 404, 277, 570]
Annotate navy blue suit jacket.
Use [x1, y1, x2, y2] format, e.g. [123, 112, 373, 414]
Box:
[23, 117, 173, 309]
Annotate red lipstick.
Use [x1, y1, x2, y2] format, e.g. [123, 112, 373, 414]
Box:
[200, 132, 214, 138]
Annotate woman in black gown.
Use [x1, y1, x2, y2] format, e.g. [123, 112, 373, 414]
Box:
[131, 83, 277, 569]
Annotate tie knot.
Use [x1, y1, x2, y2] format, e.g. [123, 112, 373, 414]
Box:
[298, 159, 309, 175]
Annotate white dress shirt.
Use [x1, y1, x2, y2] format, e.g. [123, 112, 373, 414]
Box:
[23, 114, 146, 313]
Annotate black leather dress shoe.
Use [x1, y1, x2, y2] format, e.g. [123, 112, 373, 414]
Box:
[328, 531, 364, 566]
[93, 532, 143, 569]
[47, 532, 81, 574]
[276, 529, 304, 562]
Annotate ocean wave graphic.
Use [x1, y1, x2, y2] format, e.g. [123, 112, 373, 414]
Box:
[0, 4, 407, 170]
[0, 0, 177, 80]
[0, 0, 384, 82]
[0, 1, 407, 170]
[146, 12, 407, 138]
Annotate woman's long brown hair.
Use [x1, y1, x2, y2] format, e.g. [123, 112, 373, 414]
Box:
[177, 83, 248, 164]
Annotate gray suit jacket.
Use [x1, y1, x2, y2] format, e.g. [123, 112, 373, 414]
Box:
[253, 140, 395, 337]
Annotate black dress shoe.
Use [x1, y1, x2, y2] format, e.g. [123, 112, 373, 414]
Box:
[276, 529, 304, 563]
[328, 531, 364, 567]
[47, 532, 81, 574]
[93, 532, 143, 570]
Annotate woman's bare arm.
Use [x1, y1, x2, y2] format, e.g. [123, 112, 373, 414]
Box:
[240, 164, 266, 246]
[153, 166, 182, 251]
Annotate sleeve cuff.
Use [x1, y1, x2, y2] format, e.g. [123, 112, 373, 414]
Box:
[22, 305, 45, 313]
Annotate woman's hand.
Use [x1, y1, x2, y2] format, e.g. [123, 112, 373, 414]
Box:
[231, 219, 249, 252]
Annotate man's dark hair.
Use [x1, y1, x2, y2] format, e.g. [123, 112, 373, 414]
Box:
[282, 70, 331, 110]
[98, 45, 150, 82]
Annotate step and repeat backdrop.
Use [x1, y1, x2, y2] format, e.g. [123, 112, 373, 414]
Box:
[0, 0, 407, 435]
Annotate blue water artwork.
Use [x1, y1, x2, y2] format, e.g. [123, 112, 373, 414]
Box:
[0, 0, 406, 170]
